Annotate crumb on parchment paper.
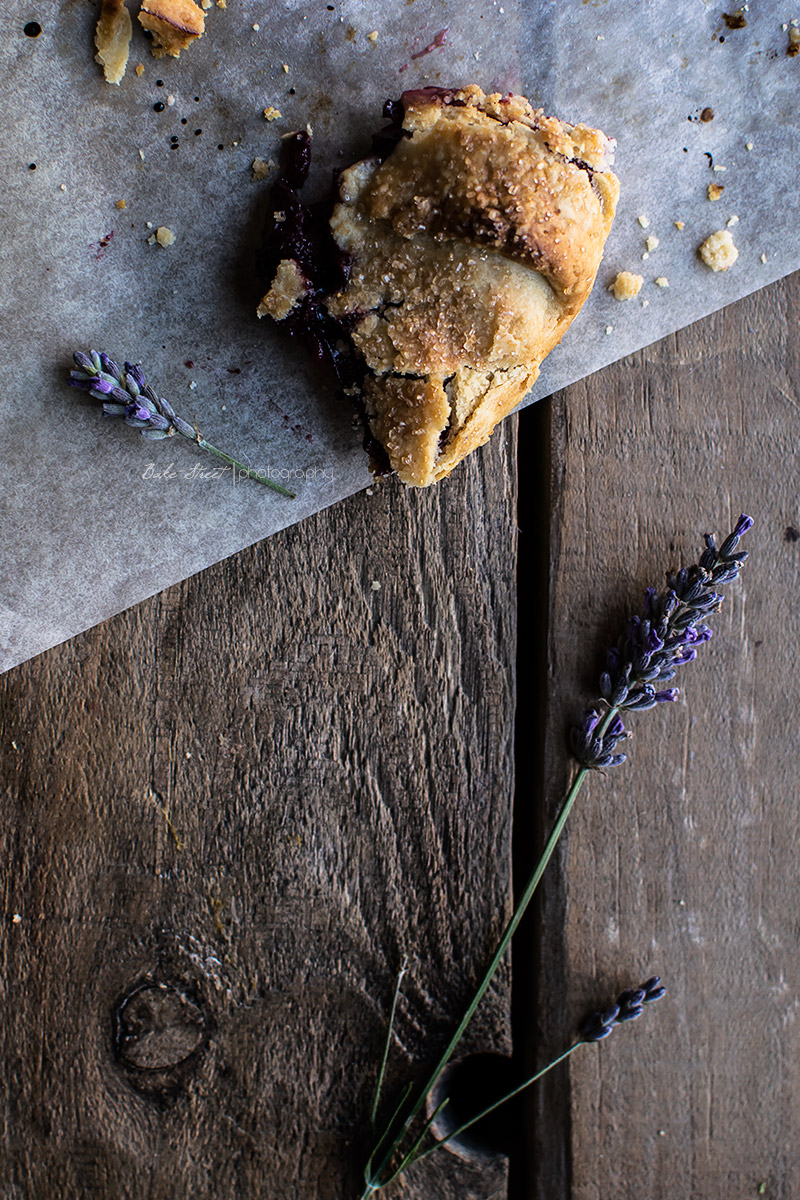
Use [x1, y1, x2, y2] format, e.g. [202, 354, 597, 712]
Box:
[609, 271, 644, 301]
[263, 107, 282, 121]
[654, 276, 669, 288]
[94, 0, 132, 85]
[115, 199, 127, 209]
[251, 157, 273, 180]
[135, 62, 144, 76]
[674, 220, 685, 230]
[707, 182, 725, 201]
[148, 225, 176, 247]
[637, 214, 650, 229]
[139, 0, 205, 59]
[645, 235, 659, 252]
[699, 229, 738, 271]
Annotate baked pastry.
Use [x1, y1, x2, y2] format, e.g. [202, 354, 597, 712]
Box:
[258, 86, 619, 486]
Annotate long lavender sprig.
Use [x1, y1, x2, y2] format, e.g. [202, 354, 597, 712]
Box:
[359, 517, 751, 1199]
[571, 514, 753, 769]
[67, 351, 295, 498]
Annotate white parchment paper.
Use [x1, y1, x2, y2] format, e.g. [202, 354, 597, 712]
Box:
[1, 0, 797, 673]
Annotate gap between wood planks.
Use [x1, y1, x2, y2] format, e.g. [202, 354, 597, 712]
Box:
[508, 394, 572, 1199]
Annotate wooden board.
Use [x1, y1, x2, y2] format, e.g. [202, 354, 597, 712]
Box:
[527, 271, 800, 1198]
[2, 271, 799, 1200]
[0, 428, 517, 1199]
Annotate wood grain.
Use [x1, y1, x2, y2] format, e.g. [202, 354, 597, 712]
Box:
[0, 426, 517, 1199]
[528, 271, 800, 1198]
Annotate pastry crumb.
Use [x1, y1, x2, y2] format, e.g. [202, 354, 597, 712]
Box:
[789, 26, 800, 54]
[251, 157, 273, 180]
[654, 276, 669, 288]
[370, 580, 381, 591]
[609, 271, 643, 301]
[94, 0, 132, 85]
[59, 183, 67, 192]
[637, 214, 650, 228]
[134, 62, 145, 76]
[641, 299, 650, 308]
[707, 182, 725, 201]
[139, 0, 205, 57]
[115, 198, 127, 210]
[641, 252, 650, 261]
[156, 225, 176, 247]
[166, 93, 176, 106]
[252, 22, 260, 31]
[745, 141, 754, 150]
[698, 229, 738, 271]
[368, 30, 379, 41]
[257, 258, 308, 320]
[645, 235, 659, 252]
[674, 220, 684, 230]
[201, 0, 211, 7]
[217, 0, 226, 8]
[726, 214, 739, 226]
[760, 252, 767, 263]
[138, 148, 145, 160]
[365, 487, 374, 496]
[12, 914, 22, 924]
[282, 63, 289, 72]
[189, 380, 198, 389]
[263, 106, 282, 121]
[712, 164, 727, 173]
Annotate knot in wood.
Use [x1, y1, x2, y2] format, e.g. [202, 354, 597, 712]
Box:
[115, 982, 206, 1071]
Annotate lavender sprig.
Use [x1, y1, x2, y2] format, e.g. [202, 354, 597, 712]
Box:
[581, 976, 667, 1042]
[363, 976, 667, 1191]
[67, 351, 295, 498]
[571, 514, 753, 770]
[359, 517, 751, 1199]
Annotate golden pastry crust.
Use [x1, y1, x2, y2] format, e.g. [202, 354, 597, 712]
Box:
[138, 0, 205, 58]
[326, 86, 619, 485]
[95, 0, 133, 85]
[260, 86, 619, 486]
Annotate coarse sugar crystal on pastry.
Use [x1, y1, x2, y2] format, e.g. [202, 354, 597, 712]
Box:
[258, 85, 620, 487]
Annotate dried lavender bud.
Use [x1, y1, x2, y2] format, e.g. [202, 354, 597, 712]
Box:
[581, 978, 666, 1042]
[66, 350, 295, 498]
[572, 516, 752, 769]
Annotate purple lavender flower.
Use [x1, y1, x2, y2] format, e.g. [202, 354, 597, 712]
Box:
[581, 976, 666, 1042]
[571, 516, 753, 770]
[67, 350, 295, 497]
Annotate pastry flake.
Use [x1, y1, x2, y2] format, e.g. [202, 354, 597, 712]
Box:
[259, 86, 619, 486]
[95, 0, 133, 85]
[138, 0, 205, 59]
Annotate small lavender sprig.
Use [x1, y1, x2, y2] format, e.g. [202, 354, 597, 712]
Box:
[580, 975, 667, 1042]
[362, 976, 667, 1191]
[67, 350, 295, 498]
[571, 514, 753, 770]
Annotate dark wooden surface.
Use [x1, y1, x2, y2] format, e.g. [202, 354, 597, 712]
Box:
[2, 272, 799, 1199]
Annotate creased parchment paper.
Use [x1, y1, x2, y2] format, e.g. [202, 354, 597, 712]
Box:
[1, 0, 797, 673]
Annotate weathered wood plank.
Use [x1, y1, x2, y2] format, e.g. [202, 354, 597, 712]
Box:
[0, 425, 518, 1199]
[529, 272, 800, 1197]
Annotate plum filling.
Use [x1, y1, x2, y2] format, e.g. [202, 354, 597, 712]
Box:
[260, 109, 417, 477]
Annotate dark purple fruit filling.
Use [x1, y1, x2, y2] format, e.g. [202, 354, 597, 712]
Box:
[260, 109, 418, 477]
